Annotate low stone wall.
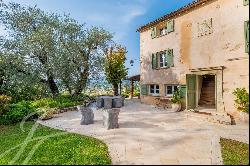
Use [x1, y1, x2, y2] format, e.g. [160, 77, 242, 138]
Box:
[141, 96, 186, 110]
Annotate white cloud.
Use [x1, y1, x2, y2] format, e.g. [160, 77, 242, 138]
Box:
[120, 6, 146, 24]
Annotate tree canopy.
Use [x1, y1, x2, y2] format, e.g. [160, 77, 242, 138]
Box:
[104, 45, 128, 96]
[0, 2, 113, 100]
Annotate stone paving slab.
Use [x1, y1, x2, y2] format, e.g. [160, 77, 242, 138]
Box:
[38, 99, 249, 165]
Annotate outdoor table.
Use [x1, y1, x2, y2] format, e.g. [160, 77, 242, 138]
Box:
[96, 96, 124, 109]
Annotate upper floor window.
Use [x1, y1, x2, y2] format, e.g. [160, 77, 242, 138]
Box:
[244, 0, 249, 6]
[159, 52, 167, 68]
[150, 85, 160, 96]
[160, 28, 166, 36]
[152, 49, 174, 70]
[151, 19, 175, 39]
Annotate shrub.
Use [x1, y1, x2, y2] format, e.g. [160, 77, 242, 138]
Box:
[0, 95, 12, 115]
[0, 101, 37, 125]
[233, 88, 249, 113]
[31, 94, 94, 109]
[37, 108, 58, 120]
[171, 88, 182, 104]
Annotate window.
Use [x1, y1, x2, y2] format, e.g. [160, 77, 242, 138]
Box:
[244, 0, 249, 6]
[150, 85, 160, 96]
[152, 49, 174, 70]
[160, 28, 166, 36]
[159, 52, 167, 68]
[165, 85, 178, 96]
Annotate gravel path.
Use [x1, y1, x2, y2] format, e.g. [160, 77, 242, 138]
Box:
[38, 99, 249, 165]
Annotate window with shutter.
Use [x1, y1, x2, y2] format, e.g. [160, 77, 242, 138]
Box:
[166, 20, 174, 33]
[245, 21, 249, 53]
[141, 85, 148, 95]
[244, 0, 249, 6]
[166, 49, 174, 67]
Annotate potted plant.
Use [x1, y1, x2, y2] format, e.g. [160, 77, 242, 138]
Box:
[233, 88, 249, 123]
[171, 88, 182, 112]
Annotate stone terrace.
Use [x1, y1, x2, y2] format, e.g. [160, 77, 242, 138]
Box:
[38, 99, 249, 165]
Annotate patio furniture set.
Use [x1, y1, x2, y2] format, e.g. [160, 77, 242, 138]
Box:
[77, 96, 125, 130]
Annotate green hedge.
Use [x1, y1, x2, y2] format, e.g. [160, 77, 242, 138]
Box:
[0, 101, 37, 125]
[0, 94, 95, 125]
[31, 94, 94, 109]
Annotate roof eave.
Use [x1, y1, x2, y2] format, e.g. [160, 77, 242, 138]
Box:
[136, 0, 212, 33]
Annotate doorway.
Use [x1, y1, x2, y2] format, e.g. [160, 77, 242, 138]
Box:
[198, 75, 216, 109]
[186, 74, 217, 110]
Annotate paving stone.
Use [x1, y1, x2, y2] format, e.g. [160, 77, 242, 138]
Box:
[38, 99, 249, 165]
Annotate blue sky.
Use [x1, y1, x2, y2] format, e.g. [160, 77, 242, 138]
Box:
[1, 0, 194, 77]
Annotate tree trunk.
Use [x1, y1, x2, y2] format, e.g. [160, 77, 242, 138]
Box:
[35, 51, 59, 97]
[119, 81, 122, 96]
[73, 70, 89, 96]
[0, 70, 5, 95]
[73, 50, 90, 96]
[113, 83, 119, 96]
[47, 76, 59, 97]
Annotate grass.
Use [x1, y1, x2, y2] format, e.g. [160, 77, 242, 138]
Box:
[220, 138, 249, 165]
[0, 122, 112, 165]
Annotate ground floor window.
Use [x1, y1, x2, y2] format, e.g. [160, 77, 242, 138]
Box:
[150, 85, 160, 96]
[165, 85, 178, 97]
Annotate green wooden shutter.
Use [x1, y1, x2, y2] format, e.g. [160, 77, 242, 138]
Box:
[164, 53, 168, 67]
[186, 75, 196, 109]
[180, 85, 187, 98]
[166, 49, 174, 67]
[141, 85, 148, 95]
[151, 27, 157, 39]
[245, 21, 249, 53]
[152, 53, 154, 69]
[155, 53, 159, 69]
[244, 0, 249, 6]
[151, 27, 154, 39]
[152, 53, 157, 69]
[166, 20, 174, 33]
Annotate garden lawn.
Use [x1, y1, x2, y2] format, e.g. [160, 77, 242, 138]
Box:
[0, 122, 111, 165]
[220, 138, 249, 165]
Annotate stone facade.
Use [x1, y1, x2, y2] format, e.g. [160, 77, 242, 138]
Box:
[138, 0, 249, 119]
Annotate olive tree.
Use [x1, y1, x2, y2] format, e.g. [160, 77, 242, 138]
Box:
[0, 2, 113, 99]
[56, 15, 113, 95]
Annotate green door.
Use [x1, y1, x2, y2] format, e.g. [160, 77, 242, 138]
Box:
[186, 74, 197, 109]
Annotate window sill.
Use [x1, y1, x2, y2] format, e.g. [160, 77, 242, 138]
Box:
[153, 67, 173, 70]
[160, 67, 170, 69]
[152, 32, 173, 39]
[148, 94, 160, 97]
